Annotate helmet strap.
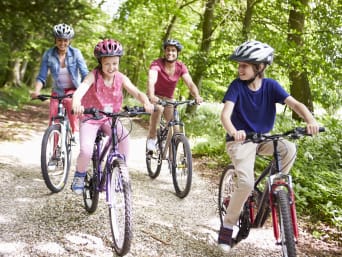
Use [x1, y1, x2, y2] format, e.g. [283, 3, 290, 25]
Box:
[241, 64, 267, 85]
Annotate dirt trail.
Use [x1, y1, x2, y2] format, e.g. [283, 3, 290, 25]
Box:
[0, 103, 340, 257]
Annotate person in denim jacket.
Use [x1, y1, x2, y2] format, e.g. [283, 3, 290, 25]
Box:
[31, 23, 88, 135]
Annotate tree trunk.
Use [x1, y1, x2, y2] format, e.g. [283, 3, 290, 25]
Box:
[287, 0, 313, 119]
[241, 0, 262, 40]
[186, 0, 216, 114]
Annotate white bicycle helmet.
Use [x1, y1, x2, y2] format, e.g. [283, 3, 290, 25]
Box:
[53, 23, 75, 39]
[230, 41, 274, 65]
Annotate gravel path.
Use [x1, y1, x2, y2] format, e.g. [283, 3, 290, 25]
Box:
[0, 106, 340, 257]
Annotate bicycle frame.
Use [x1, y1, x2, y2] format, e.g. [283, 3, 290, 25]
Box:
[93, 117, 126, 204]
[37, 94, 73, 193]
[161, 107, 184, 160]
[262, 137, 299, 243]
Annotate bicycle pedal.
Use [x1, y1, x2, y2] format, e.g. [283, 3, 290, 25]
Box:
[48, 165, 56, 171]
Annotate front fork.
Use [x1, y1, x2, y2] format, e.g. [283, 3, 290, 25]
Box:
[269, 175, 299, 243]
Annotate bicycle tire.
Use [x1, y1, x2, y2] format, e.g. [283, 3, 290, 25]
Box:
[41, 124, 70, 193]
[218, 165, 237, 226]
[108, 159, 132, 256]
[276, 189, 297, 257]
[171, 134, 192, 198]
[83, 143, 100, 213]
[146, 128, 162, 178]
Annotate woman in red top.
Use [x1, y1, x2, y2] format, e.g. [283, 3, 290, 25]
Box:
[146, 39, 203, 151]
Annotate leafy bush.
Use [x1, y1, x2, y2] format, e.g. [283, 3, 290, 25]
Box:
[0, 86, 30, 109]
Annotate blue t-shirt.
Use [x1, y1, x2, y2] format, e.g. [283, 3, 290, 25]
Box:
[222, 78, 289, 133]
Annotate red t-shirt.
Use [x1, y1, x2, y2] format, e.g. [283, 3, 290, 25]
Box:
[150, 58, 188, 98]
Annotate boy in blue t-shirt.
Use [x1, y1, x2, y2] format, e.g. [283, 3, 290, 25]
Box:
[218, 40, 320, 252]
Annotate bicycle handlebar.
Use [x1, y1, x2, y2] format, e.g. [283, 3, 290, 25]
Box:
[226, 127, 325, 143]
[82, 106, 151, 121]
[157, 99, 197, 107]
[36, 94, 73, 101]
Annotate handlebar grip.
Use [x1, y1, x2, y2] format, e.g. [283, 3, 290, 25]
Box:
[83, 108, 97, 115]
[319, 127, 325, 132]
[37, 95, 49, 101]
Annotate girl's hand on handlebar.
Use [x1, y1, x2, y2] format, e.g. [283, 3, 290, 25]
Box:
[144, 102, 155, 114]
[72, 103, 84, 115]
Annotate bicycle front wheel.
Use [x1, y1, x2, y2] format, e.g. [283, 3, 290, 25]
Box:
[83, 144, 100, 213]
[275, 190, 297, 257]
[108, 159, 132, 256]
[146, 129, 162, 178]
[41, 124, 70, 193]
[218, 165, 238, 226]
[171, 134, 192, 198]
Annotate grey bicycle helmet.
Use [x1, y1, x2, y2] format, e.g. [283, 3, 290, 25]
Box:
[53, 23, 75, 39]
[230, 41, 274, 65]
[94, 39, 123, 59]
[163, 39, 183, 52]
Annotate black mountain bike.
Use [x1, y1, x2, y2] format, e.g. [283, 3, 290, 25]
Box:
[218, 127, 324, 257]
[145, 100, 196, 198]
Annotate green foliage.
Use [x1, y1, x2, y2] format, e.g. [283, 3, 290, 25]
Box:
[292, 116, 342, 228]
[0, 86, 30, 110]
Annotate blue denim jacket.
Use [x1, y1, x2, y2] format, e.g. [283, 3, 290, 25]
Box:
[36, 46, 89, 95]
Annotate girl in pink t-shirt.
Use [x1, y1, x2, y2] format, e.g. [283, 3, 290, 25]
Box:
[71, 39, 154, 194]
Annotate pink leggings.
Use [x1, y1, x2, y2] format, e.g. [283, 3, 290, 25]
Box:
[76, 119, 129, 172]
[49, 89, 79, 133]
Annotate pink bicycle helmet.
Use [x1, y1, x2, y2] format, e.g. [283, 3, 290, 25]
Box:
[94, 39, 123, 59]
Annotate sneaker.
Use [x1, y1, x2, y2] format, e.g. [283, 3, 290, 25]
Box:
[71, 172, 86, 194]
[218, 226, 233, 252]
[47, 160, 56, 171]
[146, 138, 157, 152]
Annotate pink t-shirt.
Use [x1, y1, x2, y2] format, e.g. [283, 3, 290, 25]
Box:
[150, 58, 188, 98]
[81, 69, 124, 123]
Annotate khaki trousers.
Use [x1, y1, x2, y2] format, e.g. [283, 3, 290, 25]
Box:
[223, 139, 296, 228]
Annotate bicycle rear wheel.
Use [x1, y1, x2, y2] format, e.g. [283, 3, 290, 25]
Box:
[171, 134, 192, 198]
[275, 190, 297, 257]
[41, 124, 70, 193]
[146, 129, 162, 178]
[108, 159, 132, 256]
[218, 165, 238, 225]
[83, 143, 100, 213]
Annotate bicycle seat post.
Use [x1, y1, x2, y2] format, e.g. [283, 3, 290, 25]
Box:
[57, 98, 64, 117]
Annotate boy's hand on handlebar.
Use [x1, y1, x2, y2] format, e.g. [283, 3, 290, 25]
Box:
[306, 122, 320, 135]
[233, 130, 246, 142]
